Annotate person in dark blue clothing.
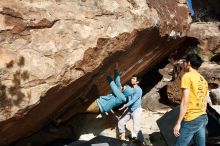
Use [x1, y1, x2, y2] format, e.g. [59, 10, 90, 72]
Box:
[86, 69, 133, 113]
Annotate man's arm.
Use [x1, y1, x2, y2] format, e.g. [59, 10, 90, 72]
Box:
[120, 88, 142, 110]
[173, 88, 190, 137]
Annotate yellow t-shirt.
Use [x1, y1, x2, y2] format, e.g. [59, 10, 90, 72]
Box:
[181, 71, 208, 121]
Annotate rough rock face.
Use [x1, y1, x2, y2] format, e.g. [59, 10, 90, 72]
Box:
[167, 21, 220, 104]
[200, 62, 220, 86]
[193, 0, 220, 19]
[210, 88, 220, 105]
[167, 62, 220, 104]
[142, 63, 172, 113]
[187, 22, 220, 61]
[0, 0, 190, 145]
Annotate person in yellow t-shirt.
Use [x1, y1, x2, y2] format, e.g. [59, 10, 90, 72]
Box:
[173, 54, 208, 146]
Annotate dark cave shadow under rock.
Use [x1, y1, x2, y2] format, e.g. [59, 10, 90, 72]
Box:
[149, 132, 167, 146]
[71, 113, 118, 139]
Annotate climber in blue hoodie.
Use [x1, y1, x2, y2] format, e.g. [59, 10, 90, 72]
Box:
[86, 69, 133, 113]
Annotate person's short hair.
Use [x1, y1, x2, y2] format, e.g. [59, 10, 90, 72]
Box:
[185, 53, 203, 70]
[132, 74, 141, 82]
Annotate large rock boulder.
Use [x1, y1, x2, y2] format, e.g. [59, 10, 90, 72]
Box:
[167, 21, 220, 103]
[0, 0, 190, 145]
[187, 22, 220, 61]
[210, 88, 220, 105]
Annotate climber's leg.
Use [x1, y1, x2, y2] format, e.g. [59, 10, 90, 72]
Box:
[109, 80, 126, 102]
[114, 69, 122, 89]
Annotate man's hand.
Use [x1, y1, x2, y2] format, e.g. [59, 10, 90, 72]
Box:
[173, 123, 181, 137]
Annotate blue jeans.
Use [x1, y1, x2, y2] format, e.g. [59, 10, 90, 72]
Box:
[186, 0, 195, 16]
[175, 114, 208, 146]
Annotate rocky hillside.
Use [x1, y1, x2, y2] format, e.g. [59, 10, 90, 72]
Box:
[0, 0, 219, 145]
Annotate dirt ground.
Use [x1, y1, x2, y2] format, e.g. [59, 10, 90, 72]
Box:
[72, 108, 169, 146]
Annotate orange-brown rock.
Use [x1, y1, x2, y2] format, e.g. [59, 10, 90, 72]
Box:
[167, 62, 220, 104]
[167, 22, 220, 103]
[0, 0, 190, 145]
[187, 22, 220, 61]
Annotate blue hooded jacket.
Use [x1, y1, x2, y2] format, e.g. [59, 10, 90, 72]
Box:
[124, 85, 142, 112]
[96, 70, 133, 113]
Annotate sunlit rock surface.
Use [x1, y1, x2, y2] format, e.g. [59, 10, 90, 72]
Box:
[0, 0, 190, 145]
[187, 22, 220, 61]
[167, 21, 220, 104]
